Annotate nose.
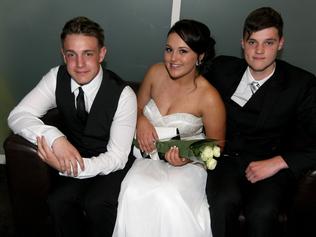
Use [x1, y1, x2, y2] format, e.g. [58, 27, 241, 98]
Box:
[76, 55, 85, 67]
[255, 43, 264, 54]
[170, 51, 178, 61]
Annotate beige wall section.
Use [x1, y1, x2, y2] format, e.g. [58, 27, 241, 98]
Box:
[0, 77, 14, 155]
[0, 155, 5, 164]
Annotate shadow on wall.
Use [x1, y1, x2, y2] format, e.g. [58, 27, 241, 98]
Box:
[0, 77, 14, 154]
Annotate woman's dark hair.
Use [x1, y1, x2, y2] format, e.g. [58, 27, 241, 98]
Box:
[168, 19, 216, 75]
[60, 16, 105, 48]
[243, 7, 283, 40]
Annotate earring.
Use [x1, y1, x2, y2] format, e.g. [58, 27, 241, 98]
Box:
[195, 60, 200, 66]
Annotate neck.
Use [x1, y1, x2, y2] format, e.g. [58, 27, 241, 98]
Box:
[249, 62, 276, 80]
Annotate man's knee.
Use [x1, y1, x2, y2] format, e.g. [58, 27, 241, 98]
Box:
[244, 203, 279, 235]
[84, 196, 117, 220]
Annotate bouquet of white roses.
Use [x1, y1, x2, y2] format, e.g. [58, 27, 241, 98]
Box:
[134, 138, 221, 170]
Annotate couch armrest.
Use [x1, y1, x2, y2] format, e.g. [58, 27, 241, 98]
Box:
[294, 168, 316, 203]
[4, 134, 52, 197]
[286, 168, 316, 236]
[3, 134, 55, 236]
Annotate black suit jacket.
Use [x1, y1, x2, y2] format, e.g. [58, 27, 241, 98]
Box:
[205, 55, 316, 176]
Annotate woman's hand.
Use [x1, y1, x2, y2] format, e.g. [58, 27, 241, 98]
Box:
[136, 115, 158, 153]
[164, 146, 190, 166]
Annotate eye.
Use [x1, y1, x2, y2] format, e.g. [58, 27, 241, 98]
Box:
[85, 51, 94, 57]
[165, 46, 172, 53]
[247, 40, 256, 46]
[179, 49, 188, 54]
[265, 40, 275, 46]
[65, 52, 75, 58]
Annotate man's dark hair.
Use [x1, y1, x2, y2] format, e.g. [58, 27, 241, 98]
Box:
[60, 16, 104, 48]
[243, 7, 283, 40]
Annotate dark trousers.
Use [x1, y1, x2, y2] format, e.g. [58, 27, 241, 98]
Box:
[206, 155, 294, 237]
[48, 156, 134, 237]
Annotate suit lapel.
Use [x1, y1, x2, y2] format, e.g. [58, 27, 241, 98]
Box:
[226, 63, 248, 97]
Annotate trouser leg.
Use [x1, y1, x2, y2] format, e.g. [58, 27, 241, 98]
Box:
[84, 156, 135, 237]
[47, 176, 90, 237]
[206, 157, 244, 237]
[243, 169, 294, 237]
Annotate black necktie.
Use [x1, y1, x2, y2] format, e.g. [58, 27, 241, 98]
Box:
[76, 87, 88, 123]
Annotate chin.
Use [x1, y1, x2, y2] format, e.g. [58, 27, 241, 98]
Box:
[168, 73, 181, 80]
[249, 63, 270, 72]
[74, 76, 93, 85]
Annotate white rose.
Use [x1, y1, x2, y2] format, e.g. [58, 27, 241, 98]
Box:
[206, 158, 217, 170]
[212, 146, 221, 158]
[201, 146, 213, 161]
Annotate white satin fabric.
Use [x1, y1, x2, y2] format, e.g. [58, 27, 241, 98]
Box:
[113, 99, 212, 237]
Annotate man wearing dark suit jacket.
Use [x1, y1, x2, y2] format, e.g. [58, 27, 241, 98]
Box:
[205, 7, 316, 237]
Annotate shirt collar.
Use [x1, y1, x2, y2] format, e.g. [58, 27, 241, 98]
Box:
[246, 66, 276, 86]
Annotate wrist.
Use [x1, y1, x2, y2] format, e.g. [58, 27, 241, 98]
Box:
[274, 155, 289, 170]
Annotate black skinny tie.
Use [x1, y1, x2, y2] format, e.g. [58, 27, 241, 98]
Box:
[76, 87, 88, 123]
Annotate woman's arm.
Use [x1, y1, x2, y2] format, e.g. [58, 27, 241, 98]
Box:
[136, 64, 160, 153]
[201, 79, 226, 150]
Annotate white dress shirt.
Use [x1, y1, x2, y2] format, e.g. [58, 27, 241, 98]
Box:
[231, 66, 275, 107]
[8, 65, 137, 179]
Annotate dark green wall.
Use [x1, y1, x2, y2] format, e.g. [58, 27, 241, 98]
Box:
[0, 0, 172, 153]
[1, 0, 315, 154]
[181, 0, 316, 74]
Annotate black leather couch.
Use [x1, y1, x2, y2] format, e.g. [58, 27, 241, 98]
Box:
[3, 81, 316, 237]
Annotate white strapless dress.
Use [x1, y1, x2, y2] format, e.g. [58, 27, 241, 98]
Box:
[112, 99, 212, 237]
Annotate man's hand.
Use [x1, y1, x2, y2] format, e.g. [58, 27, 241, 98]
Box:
[37, 136, 62, 172]
[245, 156, 288, 183]
[37, 136, 84, 176]
[51, 136, 84, 176]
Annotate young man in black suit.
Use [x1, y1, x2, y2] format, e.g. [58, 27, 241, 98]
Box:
[205, 7, 316, 237]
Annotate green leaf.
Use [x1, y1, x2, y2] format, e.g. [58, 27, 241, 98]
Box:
[133, 138, 221, 170]
[156, 139, 197, 158]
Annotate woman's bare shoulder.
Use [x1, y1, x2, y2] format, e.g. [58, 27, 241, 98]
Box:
[143, 63, 168, 85]
[146, 63, 165, 76]
[197, 76, 223, 104]
[197, 76, 219, 94]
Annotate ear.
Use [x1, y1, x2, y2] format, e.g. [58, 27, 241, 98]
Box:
[99, 47, 107, 63]
[241, 38, 245, 49]
[198, 53, 205, 63]
[61, 48, 67, 64]
[278, 37, 285, 50]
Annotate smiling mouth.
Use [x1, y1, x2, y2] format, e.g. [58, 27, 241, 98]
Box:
[169, 63, 181, 69]
[76, 71, 89, 74]
[253, 56, 265, 60]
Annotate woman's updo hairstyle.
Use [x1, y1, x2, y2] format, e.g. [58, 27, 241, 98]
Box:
[168, 19, 216, 75]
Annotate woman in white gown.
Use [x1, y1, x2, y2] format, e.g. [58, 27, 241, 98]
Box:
[113, 19, 226, 237]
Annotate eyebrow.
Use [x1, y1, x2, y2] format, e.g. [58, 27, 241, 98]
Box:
[248, 37, 278, 41]
[64, 49, 96, 54]
[165, 44, 190, 50]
